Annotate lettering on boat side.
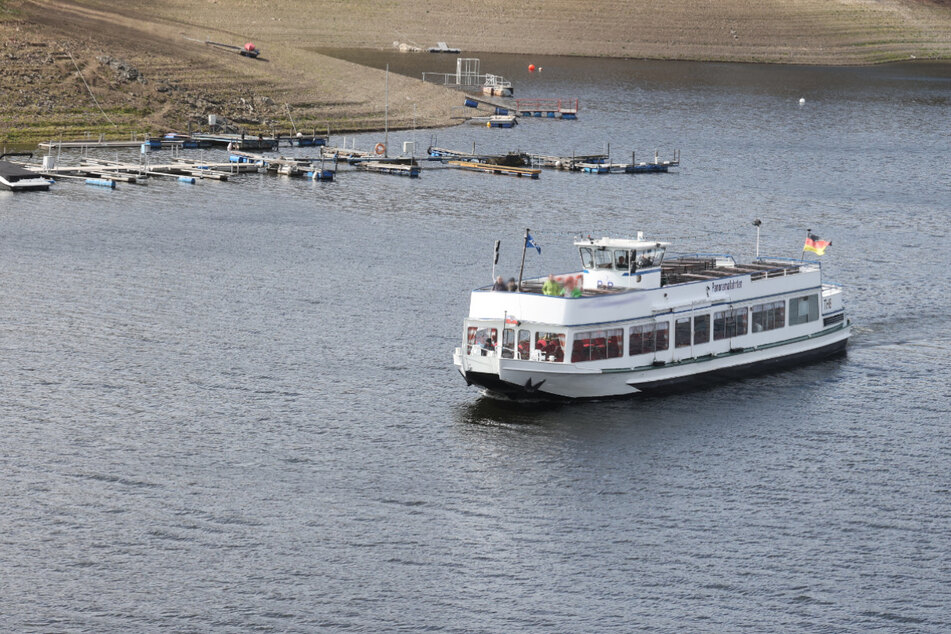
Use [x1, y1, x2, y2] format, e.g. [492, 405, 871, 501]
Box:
[596, 280, 615, 288]
[711, 279, 742, 292]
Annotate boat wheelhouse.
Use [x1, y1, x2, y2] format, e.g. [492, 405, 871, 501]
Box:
[453, 233, 851, 399]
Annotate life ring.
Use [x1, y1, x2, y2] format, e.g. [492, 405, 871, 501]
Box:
[374, 143, 386, 155]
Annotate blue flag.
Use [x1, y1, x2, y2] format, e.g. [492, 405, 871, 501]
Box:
[526, 233, 541, 254]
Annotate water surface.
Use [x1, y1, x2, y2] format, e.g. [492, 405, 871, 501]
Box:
[1, 55, 949, 631]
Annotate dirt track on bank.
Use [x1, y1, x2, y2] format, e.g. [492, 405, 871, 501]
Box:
[2, 0, 949, 146]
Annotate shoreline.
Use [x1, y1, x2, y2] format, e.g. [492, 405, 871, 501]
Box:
[2, 0, 949, 147]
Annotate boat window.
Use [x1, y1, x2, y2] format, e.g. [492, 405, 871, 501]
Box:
[571, 328, 623, 362]
[579, 247, 594, 270]
[614, 250, 630, 272]
[694, 314, 710, 344]
[675, 318, 692, 348]
[788, 294, 819, 326]
[713, 308, 748, 341]
[752, 300, 785, 332]
[633, 247, 666, 270]
[628, 322, 669, 355]
[467, 326, 498, 355]
[517, 329, 531, 360]
[594, 248, 613, 269]
[501, 328, 516, 358]
[535, 332, 566, 363]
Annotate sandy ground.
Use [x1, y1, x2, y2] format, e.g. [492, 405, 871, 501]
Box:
[2, 0, 949, 146]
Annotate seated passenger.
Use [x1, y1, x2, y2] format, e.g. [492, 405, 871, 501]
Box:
[542, 274, 563, 296]
[492, 275, 506, 291]
[506, 277, 518, 292]
[562, 276, 582, 298]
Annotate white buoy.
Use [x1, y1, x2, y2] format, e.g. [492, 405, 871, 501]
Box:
[799, 97, 806, 104]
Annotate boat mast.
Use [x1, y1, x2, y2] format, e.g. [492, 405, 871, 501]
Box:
[517, 228, 529, 292]
[753, 219, 762, 258]
[384, 64, 389, 158]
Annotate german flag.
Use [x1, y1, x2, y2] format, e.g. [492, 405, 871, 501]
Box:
[803, 232, 831, 256]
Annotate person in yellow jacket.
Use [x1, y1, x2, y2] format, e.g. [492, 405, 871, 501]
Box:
[542, 274, 563, 296]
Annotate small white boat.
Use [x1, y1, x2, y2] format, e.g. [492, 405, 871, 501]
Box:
[0, 160, 51, 192]
[453, 232, 851, 399]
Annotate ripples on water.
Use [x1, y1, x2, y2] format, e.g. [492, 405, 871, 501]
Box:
[1, 57, 949, 631]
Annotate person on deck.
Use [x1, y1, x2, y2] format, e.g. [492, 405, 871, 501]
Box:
[506, 278, 518, 292]
[562, 276, 582, 298]
[542, 274, 563, 296]
[492, 276, 506, 291]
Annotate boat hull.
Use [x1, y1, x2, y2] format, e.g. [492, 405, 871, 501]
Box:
[456, 322, 850, 401]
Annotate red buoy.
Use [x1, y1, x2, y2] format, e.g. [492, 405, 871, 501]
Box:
[528, 64, 536, 72]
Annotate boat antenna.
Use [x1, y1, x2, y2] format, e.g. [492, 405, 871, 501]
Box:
[752, 219, 762, 258]
[492, 239, 500, 282]
[517, 228, 529, 292]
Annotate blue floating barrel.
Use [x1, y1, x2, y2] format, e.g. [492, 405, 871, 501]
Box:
[464, 98, 478, 108]
[561, 113, 577, 120]
[547, 111, 555, 118]
[86, 178, 116, 188]
[178, 176, 196, 184]
[495, 107, 508, 115]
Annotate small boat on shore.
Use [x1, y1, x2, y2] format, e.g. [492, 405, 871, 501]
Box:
[453, 232, 850, 400]
[0, 160, 52, 192]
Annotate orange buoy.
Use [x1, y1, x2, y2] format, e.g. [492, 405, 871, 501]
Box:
[374, 142, 385, 155]
[528, 64, 536, 72]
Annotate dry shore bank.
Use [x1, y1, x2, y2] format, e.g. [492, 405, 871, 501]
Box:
[2, 0, 949, 146]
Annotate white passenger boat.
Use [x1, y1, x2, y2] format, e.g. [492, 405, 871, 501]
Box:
[453, 233, 851, 399]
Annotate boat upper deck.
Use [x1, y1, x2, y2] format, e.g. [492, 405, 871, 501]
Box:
[660, 256, 802, 286]
[496, 256, 808, 297]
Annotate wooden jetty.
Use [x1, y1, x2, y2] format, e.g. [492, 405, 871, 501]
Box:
[356, 159, 420, 178]
[448, 160, 540, 179]
[515, 98, 579, 120]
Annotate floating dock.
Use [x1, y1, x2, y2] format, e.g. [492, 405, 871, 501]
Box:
[448, 160, 540, 179]
[230, 150, 334, 180]
[39, 136, 183, 150]
[575, 151, 680, 174]
[467, 114, 518, 128]
[529, 153, 608, 170]
[357, 160, 420, 178]
[515, 98, 579, 120]
[189, 133, 278, 151]
[17, 157, 258, 187]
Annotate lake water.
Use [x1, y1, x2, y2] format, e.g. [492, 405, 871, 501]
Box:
[2, 54, 950, 631]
